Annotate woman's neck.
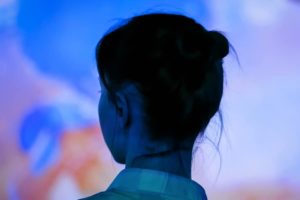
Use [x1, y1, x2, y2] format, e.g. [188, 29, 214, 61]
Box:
[126, 148, 193, 179]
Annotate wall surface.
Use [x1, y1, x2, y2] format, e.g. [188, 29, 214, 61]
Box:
[0, 0, 300, 199]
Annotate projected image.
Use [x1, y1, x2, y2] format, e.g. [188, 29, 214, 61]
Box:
[0, 0, 300, 199]
[11, 103, 114, 199]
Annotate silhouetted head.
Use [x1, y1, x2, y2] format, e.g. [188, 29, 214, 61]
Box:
[96, 13, 229, 164]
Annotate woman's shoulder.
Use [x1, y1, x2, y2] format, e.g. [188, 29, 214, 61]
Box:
[79, 189, 197, 200]
[79, 189, 169, 200]
[79, 168, 207, 200]
[79, 190, 134, 200]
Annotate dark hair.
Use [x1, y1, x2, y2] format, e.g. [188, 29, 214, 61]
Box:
[96, 13, 229, 143]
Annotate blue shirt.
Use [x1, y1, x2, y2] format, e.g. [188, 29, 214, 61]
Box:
[81, 168, 207, 200]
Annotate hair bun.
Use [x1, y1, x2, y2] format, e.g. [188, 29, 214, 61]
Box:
[208, 31, 229, 60]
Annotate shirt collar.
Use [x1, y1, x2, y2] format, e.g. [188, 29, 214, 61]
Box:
[108, 168, 207, 200]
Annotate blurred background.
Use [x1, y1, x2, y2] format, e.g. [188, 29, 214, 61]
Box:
[0, 0, 300, 199]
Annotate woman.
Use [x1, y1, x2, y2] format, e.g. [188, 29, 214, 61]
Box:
[83, 13, 229, 200]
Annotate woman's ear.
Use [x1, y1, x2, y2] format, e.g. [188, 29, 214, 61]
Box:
[114, 91, 130, 128]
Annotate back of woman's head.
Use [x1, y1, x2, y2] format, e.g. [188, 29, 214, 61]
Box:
[96, 13, 229, 144]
